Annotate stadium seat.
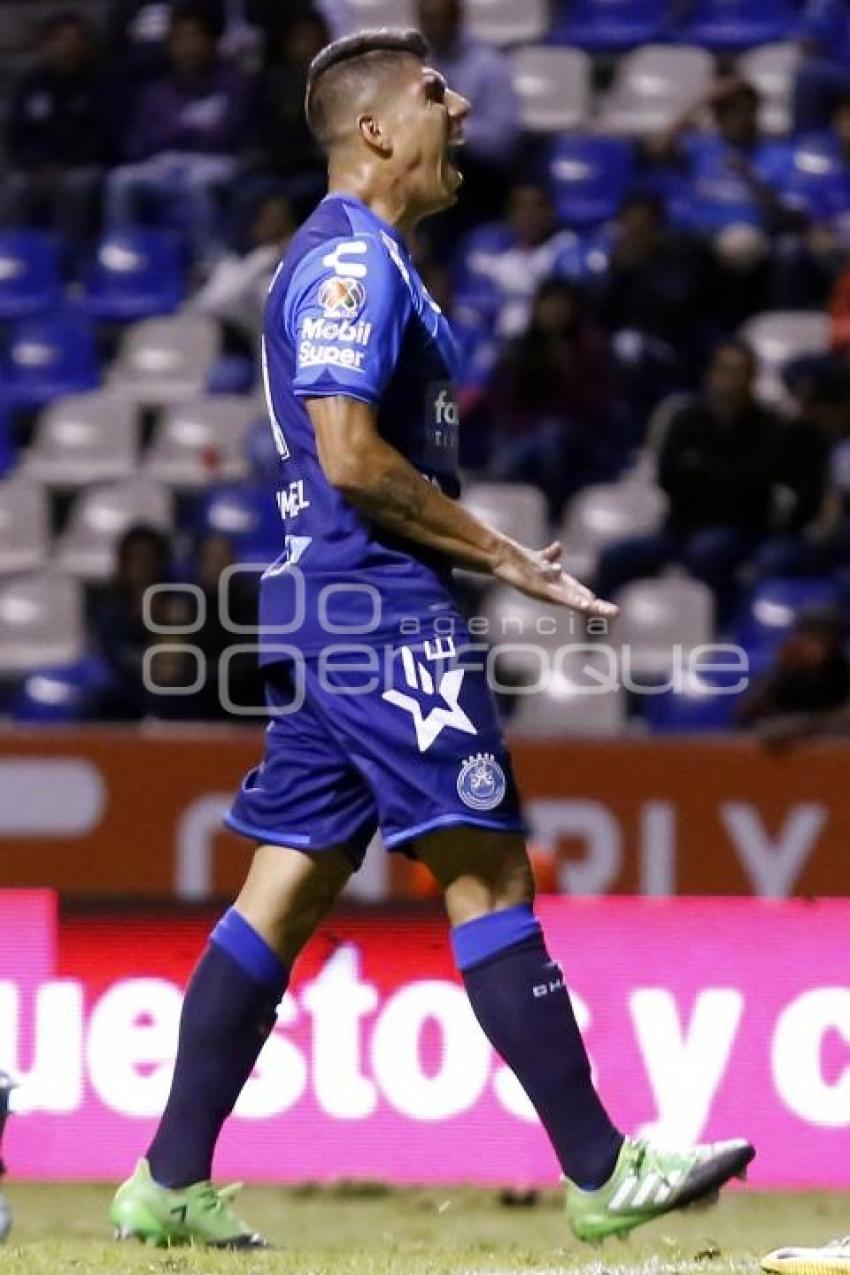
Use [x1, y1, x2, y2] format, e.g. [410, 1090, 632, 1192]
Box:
[735, 576, 842, 664]
[143, 395, 256, 488]
[108, 314, 220, 406]
[481, 584, 580, 681]
[612, 576, 715, 678]
[461, 482, 548, 550]
[0, 475, 49, 574]
[0, 572, 85, 675]
[596, 45, 714, 137]
[56, 478, 173, 581]
[509, 649, 627, 736]
[642, 669, 744, 733]
[10, 655, 113, 723]
[0, 231, 63, 320]
[347, 0, 414, 26]
[548, 0, 669, 52]
[739, 43, 801, 136]
[740, 311, 829, 405]
[4, 312, 100, 408]
[81, 229, 187, 322]
[465, 0, 548, 46]
[23, 392, 138, 487]
[559, 480, 668, 580]
[510, 46, 591, 133]
[676, 0, 799, 52]
[200, 480, 282, 568]
[546, 136, 637, 227]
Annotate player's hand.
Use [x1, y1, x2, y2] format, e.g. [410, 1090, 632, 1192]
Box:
[494, 539, 618, 619]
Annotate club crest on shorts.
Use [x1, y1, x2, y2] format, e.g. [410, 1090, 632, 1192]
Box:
[456, 752, 506, 811]
[318, 275, 366, 319]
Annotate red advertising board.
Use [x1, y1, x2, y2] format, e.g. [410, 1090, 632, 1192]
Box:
[3, 891, 850, 1187]
[1, 729, 849, 899]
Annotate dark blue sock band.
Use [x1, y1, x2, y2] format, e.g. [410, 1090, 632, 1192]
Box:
[210, 908, 286, 992]
[451, 904, 542, 972]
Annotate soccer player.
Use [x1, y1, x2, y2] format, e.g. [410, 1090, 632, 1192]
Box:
[763, 1239, 850, 1275]
[111, 28, 755, 1249]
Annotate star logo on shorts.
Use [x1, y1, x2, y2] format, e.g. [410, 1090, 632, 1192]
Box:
[382, 646, 477, 753]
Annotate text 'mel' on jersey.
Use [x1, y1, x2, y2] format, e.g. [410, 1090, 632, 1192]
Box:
[259, 192, 463, 657]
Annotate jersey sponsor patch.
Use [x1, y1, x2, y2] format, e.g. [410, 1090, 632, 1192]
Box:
[318, 275, 367, 320]
[456, 753, 506, 811]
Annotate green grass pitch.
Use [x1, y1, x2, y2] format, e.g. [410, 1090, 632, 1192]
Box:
[2, 1184, 849, 1275]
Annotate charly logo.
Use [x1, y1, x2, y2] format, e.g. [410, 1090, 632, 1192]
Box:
[456, 753, 506, 811]
[318, 276, 367, 319]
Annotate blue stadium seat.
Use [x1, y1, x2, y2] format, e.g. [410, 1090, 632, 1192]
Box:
[81, 229, 187, 322]
[642, 671, 744, 733]
[0, 231, 63, 321]
[207, 354, 256, 395]
[783, 135, 850, 222]
[735, 577, 842, 665]
[549, 0, 669, 52]
[201, 481, 282, 568]
[676, 0, 799, 51]
[4, 312, 100, 408]
[547, 137, 636, 228]
[10, 656, 113, 723]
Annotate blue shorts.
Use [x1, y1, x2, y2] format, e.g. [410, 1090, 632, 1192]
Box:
[225, 632, 525, 866]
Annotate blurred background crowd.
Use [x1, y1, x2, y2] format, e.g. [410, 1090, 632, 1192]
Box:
[2, 0, 850, 740]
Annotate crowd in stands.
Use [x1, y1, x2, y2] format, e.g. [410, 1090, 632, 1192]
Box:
[2, 0, 850, 737]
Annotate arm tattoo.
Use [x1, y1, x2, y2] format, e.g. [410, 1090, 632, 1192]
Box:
[350, 463, 428, 529]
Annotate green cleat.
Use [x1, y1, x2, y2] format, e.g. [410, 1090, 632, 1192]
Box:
[566, 1135, 755, 1243]
[110, 1158, 266, 1249]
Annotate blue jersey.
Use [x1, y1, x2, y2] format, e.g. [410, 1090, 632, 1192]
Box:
[258, 192, 462, 658]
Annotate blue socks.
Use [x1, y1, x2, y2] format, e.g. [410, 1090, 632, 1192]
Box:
[453, 905, 623, 1189]
[147, 909, 288, 1188]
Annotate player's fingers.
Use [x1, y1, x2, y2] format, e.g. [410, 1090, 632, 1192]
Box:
[552, 576, 619, 618]
[540, 541, 563, 564]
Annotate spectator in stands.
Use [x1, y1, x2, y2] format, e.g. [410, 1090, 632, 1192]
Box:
[417, 0, 520, 240]
[191, 530, 261, 719]
[650, 78, 803, 322]
[737, 611, 850, 742]
[479, 278, 624, 517]
[1, 12, 111, 258]
[189, 192, 295, 347]
[105, 3, 258, 264]
[256, 6, 329, 205]
[794, 0, 850, 132]
[91, 524, 172, 717]
[108, 0, 226, 82]
[587, 194, 712, 408]
[594, 342, 807, 607]
[453, 182, 588, 338]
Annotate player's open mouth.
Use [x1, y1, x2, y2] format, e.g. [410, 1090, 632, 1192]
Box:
[445, 136, 465, 176]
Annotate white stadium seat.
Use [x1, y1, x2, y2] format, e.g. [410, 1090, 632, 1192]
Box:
[23, 392, 138, 487]
[596, 45, 714, 136]
[465, 0, 548, 46]
[739, 43, 800, 136]
[0, 475, 49, 575]
[0, 572, 84, 675]
[510, 46, 591, 132]
[560, 480, 668, 580]
[510, 648, 627, 736]
[346, 0, 414, 28]
[611, 576, 714, 679]
[461, 482, 548, 552]
[144, 396, 257, 488]
[741, 311, 829, 405]
[56, 479, 173, 581]
[108, 315, 219, 405]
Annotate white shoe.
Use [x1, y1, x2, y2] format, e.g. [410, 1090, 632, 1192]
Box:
[763, 1237, 850, 1275]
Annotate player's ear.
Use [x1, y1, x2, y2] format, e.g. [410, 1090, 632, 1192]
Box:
[357, 112, 391, 156]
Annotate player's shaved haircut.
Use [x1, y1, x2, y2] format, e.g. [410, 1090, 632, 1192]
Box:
[305, 28, 430, 151]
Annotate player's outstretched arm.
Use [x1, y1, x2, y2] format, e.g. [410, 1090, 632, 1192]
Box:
[307, 396, 617, 619]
